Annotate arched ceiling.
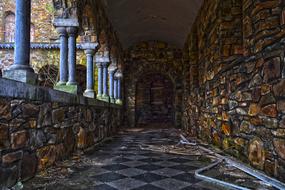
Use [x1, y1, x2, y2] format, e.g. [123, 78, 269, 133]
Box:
[103, 0, 203, 49]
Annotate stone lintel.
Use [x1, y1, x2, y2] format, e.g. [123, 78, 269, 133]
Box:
[3, 69, 37, 85]
[53, 18, 79, 27]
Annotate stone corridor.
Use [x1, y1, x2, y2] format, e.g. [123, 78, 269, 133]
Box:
[2, 0, 285, 189]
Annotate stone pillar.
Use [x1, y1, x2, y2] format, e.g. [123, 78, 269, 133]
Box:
[108, 64, 117, 103]
[53, 18, 79, 93]
[115, 70, 123, 105]
[96, 63, 103, 98]
[102, 62, 110, 101]
[82, 43, 98, 98]
[56, 27, 68, 85]
[3, 0, 37, 84]
[66, 27, 78, 85]
[114, 78, 118, 100]
[95, 55, 110, 101]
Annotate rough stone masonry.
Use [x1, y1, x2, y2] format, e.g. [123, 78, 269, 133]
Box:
[182, 0, 285, 182]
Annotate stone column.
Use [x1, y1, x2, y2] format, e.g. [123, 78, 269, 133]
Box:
[56, 27, 68, 85]
[82, 43, 98, 98]
[114, 78, 118, 100]
[115, 70, 123, 105]
[96, 62, 103, 98]
[95, 55, 110, 101]
[66, 27, 78, 86]
[108, 64, 117, 103]
[102, 62, 110, 101]
[3, 0, 37, 84]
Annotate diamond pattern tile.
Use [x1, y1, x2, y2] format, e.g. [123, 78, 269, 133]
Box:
[122, 161, 146, 167]
[92, 172, 127, 182]
[24, 129, 215, 190]
[170, 164, 199, 172]
[151, 168, 184, 177]
[138, 158, 163, 163]
[92, 184, 118, 190]
[128, 155, 149, 160]
[102, 164, 130, 171]
[168, 157, 192, 163]
[151, 178, 192, 190]
[154, 161, 180, 167]
[116, 168, 147, 177]
[136, 164, 164, 171]
[114, 157, 132, 163]
[132, 173, 167, 183]
[108, 178, 146, 190]
[133, 184, 165, 190]
[172, 173, 201, 183]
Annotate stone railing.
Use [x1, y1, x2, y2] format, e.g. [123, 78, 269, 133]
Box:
[0, 78, 122, 188]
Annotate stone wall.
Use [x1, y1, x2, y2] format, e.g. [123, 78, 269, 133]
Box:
[183, 0, 285, 181]
[0, 78, 122, 188]
[124, 41, 183, 128]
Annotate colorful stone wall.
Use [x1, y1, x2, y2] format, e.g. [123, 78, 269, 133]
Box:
[0, 78, 122, 187]
[124, 41, 183, 128]
[183, 0, 285, 181]
[0, 0, 57, 42]
[0, 0, 59, 75]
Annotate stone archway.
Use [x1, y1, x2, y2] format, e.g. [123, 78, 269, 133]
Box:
[135, 72, 175, 128]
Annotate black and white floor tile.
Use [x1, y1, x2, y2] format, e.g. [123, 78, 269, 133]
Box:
[24, 129, 225, 190]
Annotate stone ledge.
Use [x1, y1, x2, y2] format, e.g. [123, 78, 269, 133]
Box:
[0, 78, 121, 109]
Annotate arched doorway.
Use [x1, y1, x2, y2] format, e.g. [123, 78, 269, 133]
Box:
[135, 73, 175, 128]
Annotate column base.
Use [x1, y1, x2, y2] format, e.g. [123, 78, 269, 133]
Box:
[3, 69, 37, 85]
[56, 81, 67, 86]
[109, 98, 116, 104]
[83, 90, 96, 98]
[116, 99, 123, 105]
[97, 94, 109, 102]
[97, 94, 102, 99]
[54, 84, 79, 94]
[102, 94, 110, 102]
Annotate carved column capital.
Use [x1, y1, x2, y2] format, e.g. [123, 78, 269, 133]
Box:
[101, 62, 110, 67]
[66, 26, 78, 37]
[108, 64, 117, 74]
[115, 70, 123, 79]
[56, 26, 67, 36]
[96, 62, 103, 68]
[82, 42, 98, 56]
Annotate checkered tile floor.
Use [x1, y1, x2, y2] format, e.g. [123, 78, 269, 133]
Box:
[24, 129, 225, 190]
